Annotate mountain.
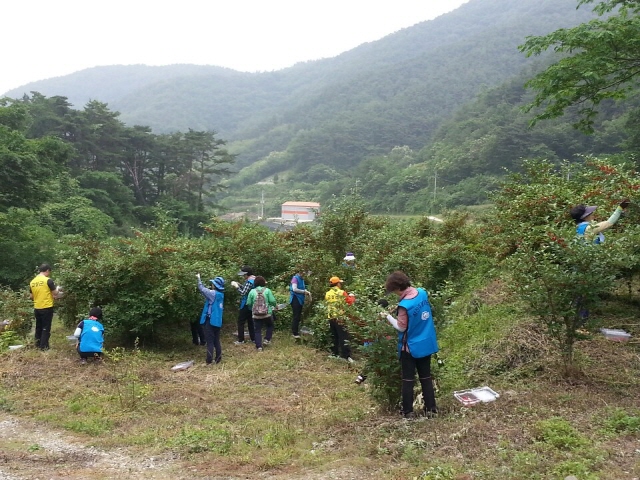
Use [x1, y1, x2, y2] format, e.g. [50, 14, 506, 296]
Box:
[3, 0, 599, 183]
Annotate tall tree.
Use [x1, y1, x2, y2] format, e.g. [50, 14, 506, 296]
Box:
[182, 129, 234, 211]
[519, 0, 640, 132]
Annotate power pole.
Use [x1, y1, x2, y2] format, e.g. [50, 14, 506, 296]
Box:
[433, 169, 437, 202]
[355, 178, 360, 195]
[260, 190, 265, 219]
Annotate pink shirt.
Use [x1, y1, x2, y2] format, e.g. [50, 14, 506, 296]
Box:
[397, 286, 419, 333]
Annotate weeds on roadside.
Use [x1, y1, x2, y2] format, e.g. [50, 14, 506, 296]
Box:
[107, 338, 151, 410]
[0, 329, 21, 351]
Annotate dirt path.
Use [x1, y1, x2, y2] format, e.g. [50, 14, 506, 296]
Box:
[0, 413, 377, 480]
[0, 413, 178, 480]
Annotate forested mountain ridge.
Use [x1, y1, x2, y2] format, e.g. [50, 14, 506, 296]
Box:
[4, 0, 596, 143]
[1, 0, 611, 218]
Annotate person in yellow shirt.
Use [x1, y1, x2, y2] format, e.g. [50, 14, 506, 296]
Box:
[325, 276, 353, 363]
[29, 264, 61, 350]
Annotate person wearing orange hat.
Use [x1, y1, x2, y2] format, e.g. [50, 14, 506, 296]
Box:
[324, 276, 353, 362]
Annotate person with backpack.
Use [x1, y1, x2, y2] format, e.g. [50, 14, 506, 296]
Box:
[246, 276, 277, 352]
[73, 307, 105, 364]
[196, 274, 225, 365]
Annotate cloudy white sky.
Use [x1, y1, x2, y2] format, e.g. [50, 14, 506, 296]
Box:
[1, 0, 468, 95]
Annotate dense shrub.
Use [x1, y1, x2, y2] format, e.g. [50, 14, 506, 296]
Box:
[0, 287, 33, 338]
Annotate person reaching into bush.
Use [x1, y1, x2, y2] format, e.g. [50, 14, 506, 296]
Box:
[73, 307, 105, 364]
[289, 268, 311, 339]
[355, 298, 389, 385]
[570, 199, 630, 244]
[325, 276, 353, 363]
[230, 265, 256, 344]
[381, 271, 438, 419]
[246, 276, 277, 352]
[29, 263, 62, 351]
[196, 274, 225, 365]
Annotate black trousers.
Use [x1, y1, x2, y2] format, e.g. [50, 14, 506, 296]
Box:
[34, 307, 54, 350]
[203, 323, 221, 364]
[190, 320, 205, 345]
[329, 318, 351, 359]
[400, 351, 436, 415]
[237, 305, 255, 342]
[254, 316, 274, 349]
[291, 296, 303, 336]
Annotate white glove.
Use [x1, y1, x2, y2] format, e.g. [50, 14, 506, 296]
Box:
[231, 280, 239, 289]
[196, 273, 201, 279]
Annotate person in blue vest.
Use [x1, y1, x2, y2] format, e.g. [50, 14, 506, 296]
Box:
[73, 307, 105, 364]
[570, 199, 630, 244]
[230, 265, 255, 344]
[196, 274, 225, 365]
[381, 271, 438, 419]
[289, 269, 311, 339]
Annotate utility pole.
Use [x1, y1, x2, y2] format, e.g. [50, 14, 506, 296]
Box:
[433, 169, 437, 202]
[260, 190, 265, 219]
[355, 178, 360, 195]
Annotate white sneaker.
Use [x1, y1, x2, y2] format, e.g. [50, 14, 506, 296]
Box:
[263, 339, 271, 345]
[292, 335, 301, 339]
[257, 347, 263, 352]
[233, 340, 245, 345]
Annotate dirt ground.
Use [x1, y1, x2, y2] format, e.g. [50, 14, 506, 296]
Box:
[0, 413, 380, 480]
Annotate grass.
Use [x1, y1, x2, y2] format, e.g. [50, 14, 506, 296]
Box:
[1, 301, 640, 479]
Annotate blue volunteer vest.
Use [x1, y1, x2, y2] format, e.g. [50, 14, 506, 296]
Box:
[289, 274, 305, 305]
[397, 288, 439, 359]
[239, 278, 254, 309]
[79, 319, 104, 353]
[576, 221, 604, 244]
[200, 291, 224, 327]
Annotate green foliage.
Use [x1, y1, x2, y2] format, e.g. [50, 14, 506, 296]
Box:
[493, 157, 640, 366]
[415, 465, 456, 480]
[0, 287, 32, 337]
[0, 330, 21, 351]
[520, 0, 640, 132]
[107, 340, 151, 411]
[534, 417, 589, 450]
[170, 420, 233, 454]
[0, 208, 59, 289]
[602, 408, 640, 435]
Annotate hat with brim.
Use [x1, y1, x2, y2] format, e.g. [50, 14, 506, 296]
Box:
[344, 253, 356, 261]
[581, 206, 597, 219]
[211, 276, 225, 291]
[237, 265, 253, 276]
[329, 276, 343, 285]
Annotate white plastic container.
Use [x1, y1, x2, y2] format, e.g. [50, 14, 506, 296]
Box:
[66, 335, 78, 343]
[454, 386, 500, 406]
[8, 345, 24, 351]
[600, 328, 631, 342]
[171, 360, 194, 372]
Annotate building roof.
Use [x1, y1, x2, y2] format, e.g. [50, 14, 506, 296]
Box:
[281, 201, 320, 207]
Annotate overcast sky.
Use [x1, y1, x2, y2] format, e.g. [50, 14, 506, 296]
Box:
[1, 0, 468, 96]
